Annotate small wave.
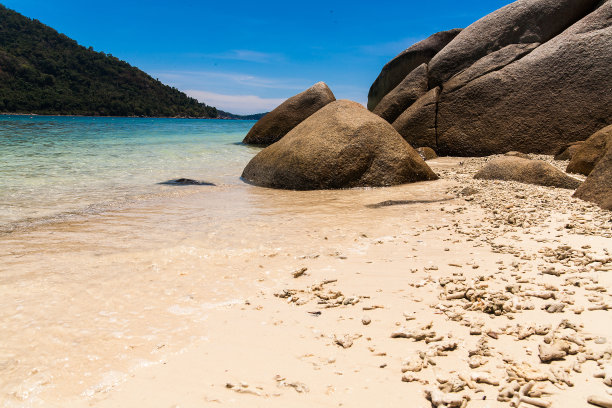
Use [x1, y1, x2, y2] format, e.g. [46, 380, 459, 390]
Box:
[0, 183, 230, 235]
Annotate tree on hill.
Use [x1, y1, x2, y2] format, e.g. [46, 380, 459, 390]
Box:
[0, 4, 219, 118]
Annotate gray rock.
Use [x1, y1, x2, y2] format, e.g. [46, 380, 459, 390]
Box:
[416, 147, 438, 161]
[242, 82, 335, 145]
[567, 124, 612, 175]
[436, 1, 612, 156]
[367, 29, 461, 111]
[443, 43, 540, 93]
[460, 187, 479, 197]
[392, 87, 439, 150]
[573, 144, 612, 210]
[505, 151, 530, 159]
[428, 0, 601, 88]
[373, 63, 428, 124]
[474, 157, 582, 189]
[241, 100, 438, 190]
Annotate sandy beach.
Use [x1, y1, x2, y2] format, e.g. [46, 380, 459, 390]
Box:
[2, 0, 611, 406]
[2, 156, 610, 408]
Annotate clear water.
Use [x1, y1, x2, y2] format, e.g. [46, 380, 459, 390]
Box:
[0, 115, 455, 407]
[0, 115, 260, 230]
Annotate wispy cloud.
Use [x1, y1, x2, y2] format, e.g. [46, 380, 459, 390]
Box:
[206, 49, 285, 63]
[186, 90, 285, 115]
[154, 70, 309, 91]
[181, 50, 285, 64]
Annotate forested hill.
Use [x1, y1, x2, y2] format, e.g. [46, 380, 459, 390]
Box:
[0, 4, 218, 118]
[217, 110, 267, 120]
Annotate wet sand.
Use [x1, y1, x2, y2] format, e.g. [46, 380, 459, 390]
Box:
[1, 156, 610, 408]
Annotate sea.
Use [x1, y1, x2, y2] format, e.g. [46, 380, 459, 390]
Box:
[0, 116, 259, 230]
[0, 115, 447, 407]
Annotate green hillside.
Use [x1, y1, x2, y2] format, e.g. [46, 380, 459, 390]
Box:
[0, 4, 218, 117]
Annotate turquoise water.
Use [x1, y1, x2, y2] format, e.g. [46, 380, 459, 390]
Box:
[0, 116, 259, 229]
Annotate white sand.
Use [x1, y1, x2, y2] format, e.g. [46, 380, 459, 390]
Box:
[2, 156, 610, 408]
[75, 158, 612, 408]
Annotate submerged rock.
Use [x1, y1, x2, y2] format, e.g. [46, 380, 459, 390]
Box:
[241, 100, 437, 190]
[474, 157, 581, 189]
[567, 125, 612, 176]
[159, 178, 215, 186]
[242, 82, 335, 146]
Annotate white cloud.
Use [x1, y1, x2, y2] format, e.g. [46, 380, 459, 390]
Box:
[186, 90, 285, 115]
[154, 70, 309, 91]
[204, 50, 285, 63]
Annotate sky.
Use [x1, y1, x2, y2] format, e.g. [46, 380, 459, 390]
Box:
[3, 0, 515, 114]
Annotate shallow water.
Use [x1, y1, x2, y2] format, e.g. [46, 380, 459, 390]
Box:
[0, 116, 455, 407]
[0, 116, 258, 229]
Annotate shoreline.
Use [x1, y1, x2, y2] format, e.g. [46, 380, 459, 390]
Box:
[0, 112, 256, 120]
[2, 156, 610, 408]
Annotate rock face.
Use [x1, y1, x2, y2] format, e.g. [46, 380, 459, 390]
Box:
[392, 87, 439, 150]
[441, 42, 540, 93]
[436, 1, 611, 156]
[427, 0, 600, 88]
[367, 29, 461, 111]
[574, 146, 612, 210]
[371, 0, 611, 156]
[567, 125, 612, 176]
[373, 63, 428, 124]
[241, 100, 438, 190]
[474, 157, 581, 189]
[242, 82, 335, 145]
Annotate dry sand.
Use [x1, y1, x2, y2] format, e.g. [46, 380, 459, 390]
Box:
[2, 156, 611, 408]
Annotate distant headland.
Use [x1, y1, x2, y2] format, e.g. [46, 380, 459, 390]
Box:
[0, 4, 265, 120]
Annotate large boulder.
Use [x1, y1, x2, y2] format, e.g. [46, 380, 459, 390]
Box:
[367, 29, 461, 111]
[373, 63, 428, 124]
[428, 0, 601, 88]
[242, 82, 335, 145]
[474, 157, 581, 189]
[392, 87, 440, 150]
[566, 124, 612, 175]
[442, 42, 540, 93]
[573, 146, 612, 210]
[375, 0, 611, 156]
[241, 100, 438, 190]
[434, 0, 612, 156]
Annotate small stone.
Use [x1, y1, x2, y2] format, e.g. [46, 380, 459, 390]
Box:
[293, 267, 308, 278]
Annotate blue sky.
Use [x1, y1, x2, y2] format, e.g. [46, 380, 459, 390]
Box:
[3, 0, 514, 114]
